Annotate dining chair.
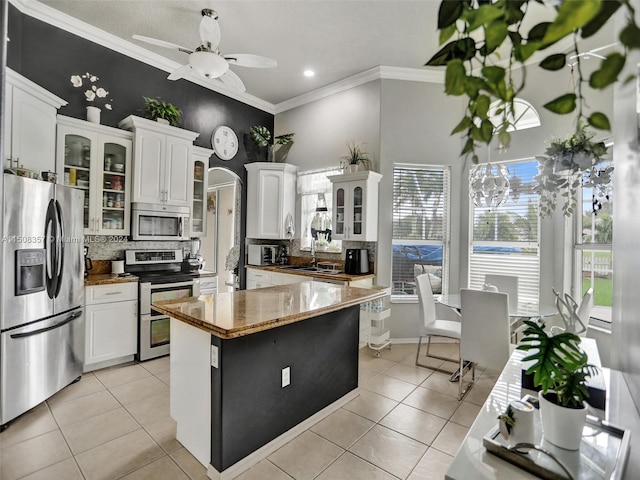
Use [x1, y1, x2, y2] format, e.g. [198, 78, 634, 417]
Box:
[485, 274, 519, 312]
[458, 288, 511, 400]
[414, 273, 461, 372]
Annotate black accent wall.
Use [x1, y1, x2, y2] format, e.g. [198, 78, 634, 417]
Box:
[7, 5, 275, 286]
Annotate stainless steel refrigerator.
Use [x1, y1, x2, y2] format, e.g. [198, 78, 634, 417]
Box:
[1, 174, 85, 428]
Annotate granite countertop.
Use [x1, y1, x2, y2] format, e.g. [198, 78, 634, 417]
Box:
[84, 273, 139, 286]
[246, 264, 375, 282]
[198, 270, 217, 278]
[152, 281, 385, 339]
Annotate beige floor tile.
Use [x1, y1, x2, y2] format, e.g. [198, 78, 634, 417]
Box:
[19, 458, 83, 480]
[358, 356, 396, 374]
[75, 429, 164, 480]
[94, 363, 152, 389]
[407, 447, 453, 480]
[310, 408, 374, 449]
[61, 407, 140, 454]
[0, 430, 72, 480]
[268, 431, 344, 480]
[315, 452, 398, 480]
[343, 390, 398, 423]
[139, 356, 171, 375]
[358, 367, 380, 385]
[120, 455, 189, 480]
[463, 374, 497, 406]
[361, 374, 417, 402]
[383, 363, 432, 385]
[403, 386, 460, 420]
[450, 401, 482, 428]
[379, 403, 447, 445]
[156, 370, 171, 386]
[431, 421, 469, 456]
[144, 417, 183, 454]
[170, 447, 210, 480]
[126, 392, 171, 428]
[46, 373, 105, 407]
[349, 425, 427, 479]
[110, 375, 170, 406]
[0, 402, 57, 449]
[402, 353, 448, 371]
[372, 343, 417, 363]
[49, 390, 120, 427]
[235, 459, 292, 480]
[420, 371, 461, 398]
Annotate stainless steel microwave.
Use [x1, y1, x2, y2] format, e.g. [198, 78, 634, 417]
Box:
[247, 244, 280, 265]
[131, 202, 190, 241]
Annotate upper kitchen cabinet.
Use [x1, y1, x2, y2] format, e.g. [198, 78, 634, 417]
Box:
[56, 115, 133, 235]
[245, 163, 298, 239]
[190, 146, 212, 237]
[328, 171, 382, 242]
[118, 116, 199, 207]
[4, 68, 67, 175]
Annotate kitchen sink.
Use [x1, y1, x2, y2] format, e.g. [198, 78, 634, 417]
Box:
[277, 266, 343, 275]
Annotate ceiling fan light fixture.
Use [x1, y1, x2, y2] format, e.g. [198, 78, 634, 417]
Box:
[189, 51, 229, 78]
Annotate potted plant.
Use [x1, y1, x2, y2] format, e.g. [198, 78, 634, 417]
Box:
[249, 125, 294, 162]
[341, 141, 371, 173]
[533, 123, 613, 217]
[141, 97, 182, 127]
[518, 320, 598, 450]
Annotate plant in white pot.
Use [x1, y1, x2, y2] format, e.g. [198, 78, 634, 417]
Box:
[341, 141, 371, 173]
[518, 320, 598, 450]
[141, 97, 182, 127]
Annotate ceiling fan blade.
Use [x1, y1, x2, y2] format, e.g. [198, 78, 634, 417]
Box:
[199, 14, 221, 49]
[133, 34, 192, 54]
[167, 64, 192, 81]
[219, 69, 246, 92]
[224, 54, 277, 68]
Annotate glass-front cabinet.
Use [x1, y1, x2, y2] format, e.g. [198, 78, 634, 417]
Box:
[56, 116, 133, 235]
[328, 171, 382, 242]
[190, 146, 212, 237]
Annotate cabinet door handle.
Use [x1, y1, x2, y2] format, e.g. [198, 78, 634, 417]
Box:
[105, 291, 123, 295]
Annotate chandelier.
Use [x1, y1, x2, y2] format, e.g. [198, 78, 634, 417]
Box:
[469, 163, 510, 208]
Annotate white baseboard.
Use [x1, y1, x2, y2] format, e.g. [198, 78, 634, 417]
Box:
[82, 355, 135, 373]
[206, 390, 360, 480]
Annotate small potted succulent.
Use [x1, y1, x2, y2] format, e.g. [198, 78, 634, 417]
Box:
[518, 320, 598, 450]
[341, 141, 371, 173]
[249, 125, 294, 162]
[141, 97, 182, 127]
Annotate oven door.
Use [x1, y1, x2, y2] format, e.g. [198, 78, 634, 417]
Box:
[139, 280, 199, 361]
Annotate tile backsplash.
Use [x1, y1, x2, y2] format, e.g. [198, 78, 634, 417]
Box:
[84, 237, 192, 260]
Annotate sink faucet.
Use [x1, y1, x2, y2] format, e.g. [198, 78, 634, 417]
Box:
[310, 238, 317, 268]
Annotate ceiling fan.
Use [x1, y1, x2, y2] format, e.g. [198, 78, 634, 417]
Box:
[132, 8, 276, 92]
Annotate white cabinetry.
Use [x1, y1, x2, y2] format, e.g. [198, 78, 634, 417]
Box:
[84, 282, 138, 372]
[56, 115, 133, 235]
[190, 146, 212, 237]
[4, 68, 67, 174]
[245, 163, 297, 239]
[246, 268, 307, 290]
[119, 115, 199, 206]
[328, 171, 382, 241]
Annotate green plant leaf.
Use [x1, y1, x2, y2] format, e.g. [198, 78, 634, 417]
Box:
[540, 53, 566, 71]
[480, 119, 494, 143]
[484, 20, 509, 53]
[620, 21, 640, 49]
[589, 52, 625, 89]
[543, 93, 577, 114]
[464, 75, 486, 99]
[498, 130, 511, 148]
[445, 60, 467, 95]
[588, 112, 611, 130]
[451, 116, 472, 135]
[475, 94, 491, 118]
[467, 4, 505, 32]
[426, 38, 477, 66]
[461, 137, 474, 155]
[438, 0, 464, 29]
[439, 23, 457, 45]
[528, 22, 550, 42]
[581, 0, 621, 38]
[542, 0, 601, 47]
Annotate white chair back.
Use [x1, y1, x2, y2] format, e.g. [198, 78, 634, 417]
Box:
[460, 288, 511, 371]
[415, 273, 436, 327]
[485, 274, 519, 312]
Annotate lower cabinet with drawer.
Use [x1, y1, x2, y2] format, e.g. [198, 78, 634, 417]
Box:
[246, 268, 307, 290]
[84, 282, 138, 372]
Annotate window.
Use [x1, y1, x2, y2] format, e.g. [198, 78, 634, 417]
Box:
[297, 168, 343, 252]
[391, 164, 450, 301]
[468, 159, 540, 303]
[574, 164, 613, 323]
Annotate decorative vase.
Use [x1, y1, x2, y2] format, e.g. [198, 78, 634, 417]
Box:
[348, 164, 359, 173]
[538, 391, 587, 450]
[156, 118, 170, 125]
[86, 106, 101, 124]
[267, 145, 276, 163]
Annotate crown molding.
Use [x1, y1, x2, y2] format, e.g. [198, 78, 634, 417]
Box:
[274, 65, 445, 114]
[10, 0, 276, 114]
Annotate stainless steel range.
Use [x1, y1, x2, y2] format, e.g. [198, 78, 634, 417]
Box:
[125, 249, 200, 361]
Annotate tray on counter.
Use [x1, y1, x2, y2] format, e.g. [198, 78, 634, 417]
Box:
[483, 396, 630, 480]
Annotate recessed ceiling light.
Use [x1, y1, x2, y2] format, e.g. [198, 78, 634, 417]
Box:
[303, 70, 315, 77]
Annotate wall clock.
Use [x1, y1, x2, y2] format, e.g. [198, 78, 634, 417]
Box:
[211, 125, 239, 161]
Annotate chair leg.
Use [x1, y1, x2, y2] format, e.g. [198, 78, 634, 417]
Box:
[415, 335, 424, 366]
[457, 357, 475, 401]
[415, 336, 460, 375]
[426, 335, 432, 357]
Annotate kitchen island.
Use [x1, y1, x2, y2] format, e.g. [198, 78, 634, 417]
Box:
[152, 281, 385, 480]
